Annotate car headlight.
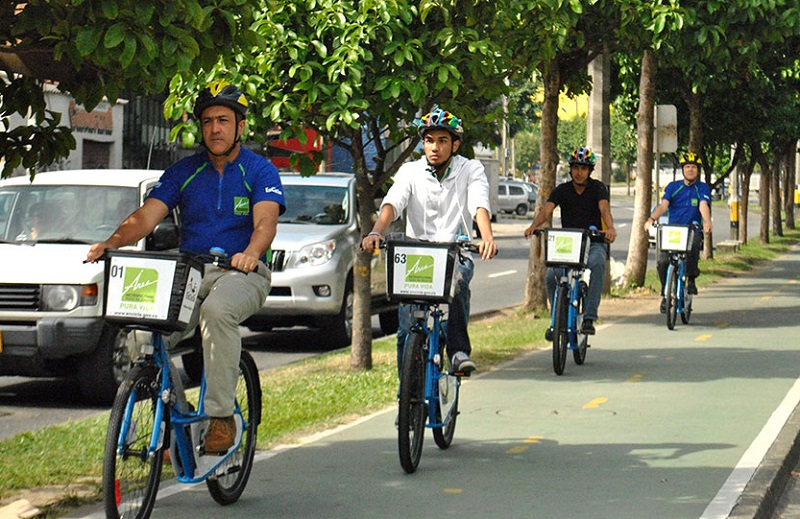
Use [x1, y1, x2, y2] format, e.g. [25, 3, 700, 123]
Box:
[296, 240, 336, 267]
[41, 284, 98, 311]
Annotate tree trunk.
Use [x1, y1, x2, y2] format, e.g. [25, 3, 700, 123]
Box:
[785, 144, 796, 230]
[771, 154, 783, 237]
[350, 132, 374, 371]
[524, 58, 561, 312]
[622, 49, 656, 289]
[758, 155, 770, 244]
[683, 91, 713, 260]
[739, 157, 753, 245]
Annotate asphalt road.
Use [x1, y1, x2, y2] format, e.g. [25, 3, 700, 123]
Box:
[62, 229, 800, 519]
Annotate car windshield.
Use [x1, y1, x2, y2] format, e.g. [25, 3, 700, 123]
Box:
[279, 184, 349, 225]
[0, 185, 138, 244]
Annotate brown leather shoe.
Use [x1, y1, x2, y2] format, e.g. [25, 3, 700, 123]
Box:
[204, 416, 236, 454]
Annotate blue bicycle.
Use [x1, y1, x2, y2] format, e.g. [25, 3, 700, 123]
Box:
[384, 237, 477, 473]
[101, 249, 261, 519]
[535, 227, 604, 375]
[656, 223, 698, 330]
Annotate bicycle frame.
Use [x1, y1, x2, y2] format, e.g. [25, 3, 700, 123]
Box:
[665, 252, 689, 315]
[117, 331, 244, 484]
[406, 303, 458, 429]
[549, 266, 586, 351]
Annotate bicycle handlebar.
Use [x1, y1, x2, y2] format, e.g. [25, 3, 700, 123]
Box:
[531, 227, 606, 238]
[88, 249, 256, 274]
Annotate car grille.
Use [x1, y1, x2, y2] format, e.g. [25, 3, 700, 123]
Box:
[0, 284, 41, 311]
[268, 250, 286, 272]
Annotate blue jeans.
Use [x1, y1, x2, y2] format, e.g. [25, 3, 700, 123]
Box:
[396, 255, 474, 369]
[546, 241, 608, 322]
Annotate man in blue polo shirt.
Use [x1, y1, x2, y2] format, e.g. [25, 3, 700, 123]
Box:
[87, 81, 285, 454]
[645, 152, 712, 312]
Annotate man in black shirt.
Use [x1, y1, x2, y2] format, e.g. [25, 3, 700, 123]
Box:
[524, 146, 617, 336]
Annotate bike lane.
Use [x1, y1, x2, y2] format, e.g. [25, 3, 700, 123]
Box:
[69, 245, 800, 519]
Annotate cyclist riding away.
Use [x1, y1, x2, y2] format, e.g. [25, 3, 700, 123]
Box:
[524, 146, 617, 337]
[361, 106, 498, 375]
[644, 151, 712, 312]
[86, 81, 285, 454]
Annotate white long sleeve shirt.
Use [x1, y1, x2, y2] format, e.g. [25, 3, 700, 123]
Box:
[381, 155, 491, 242]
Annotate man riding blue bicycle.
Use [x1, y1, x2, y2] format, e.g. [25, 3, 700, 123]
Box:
[361, 106, 497, 375]
[645, 152, 712, 313]
[524, 146, 617, 337]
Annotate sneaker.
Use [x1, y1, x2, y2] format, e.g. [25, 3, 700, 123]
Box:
[580, 319, 596, 335]
[545, 327, 554, 341]
[688, 278, 698, 295]
[451, 351, 477, 374]
[660, 298, 667, 314]
[204, 416, 236, 454]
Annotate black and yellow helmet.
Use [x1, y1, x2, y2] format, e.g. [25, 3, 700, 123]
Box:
[193, 81, 249, 120]
[680, 152, 702, 167]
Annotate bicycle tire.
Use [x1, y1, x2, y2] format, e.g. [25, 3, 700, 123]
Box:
[207, 351, 262, 504]
[553, 284, 569, 375]
[666, 265, 678, 330]
[432, 355, 459, 449]
[103, 364, 165, 519]
[398, 331, 426, 473]
[681, 280, 693, 324]
[573, 282, 588, 365]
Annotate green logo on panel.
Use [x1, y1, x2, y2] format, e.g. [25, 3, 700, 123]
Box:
[122, 268, 159, 303]
[234, 196, 250, 215]
[554, 236, 575, 254]
[405, 255, 435, 284]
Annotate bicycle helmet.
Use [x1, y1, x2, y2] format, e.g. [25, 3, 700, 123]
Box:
[680, 152, 702, 167]
[193, 81, 249, 120]
[568, 146, 596, 171]
[418, 106, 464, 140]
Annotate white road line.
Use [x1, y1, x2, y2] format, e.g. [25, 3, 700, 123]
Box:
[701, 376, 800, 518]
[488, 270, 517, 278]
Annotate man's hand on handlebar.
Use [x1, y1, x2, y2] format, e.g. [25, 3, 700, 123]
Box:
[361, 233, 383, 252]
[478, 238, 498, 260]
[230, 252, 261, 273]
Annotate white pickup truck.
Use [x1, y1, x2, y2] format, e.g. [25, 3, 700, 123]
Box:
[0, 169, 180, 403]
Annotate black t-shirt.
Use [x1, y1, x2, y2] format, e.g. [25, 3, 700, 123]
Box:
[548, 178, 609, 239]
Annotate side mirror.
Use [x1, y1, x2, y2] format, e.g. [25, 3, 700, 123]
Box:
[147, 221, 179, 251]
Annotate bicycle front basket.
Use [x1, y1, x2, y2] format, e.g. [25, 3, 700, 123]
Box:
[658, 225, 694, 252]
[103, 250, 205, 332]
[543, 228, 590, 267]
[385, 240, 459, 304]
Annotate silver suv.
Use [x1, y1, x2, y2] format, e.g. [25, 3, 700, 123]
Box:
[243, 173, 398, 346]
[498, 180, 531, 216]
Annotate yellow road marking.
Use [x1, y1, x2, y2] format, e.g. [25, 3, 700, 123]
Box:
[523, 436, 543, 444]
[761, 295, 772, 301]
[583, 397, 608, 409]
[695, 334, 712, 342]
[627, 373, 644, 382]
[506, 446, 529, 454]
[715, 322, 729, 328]
[443, 488, 463, 494]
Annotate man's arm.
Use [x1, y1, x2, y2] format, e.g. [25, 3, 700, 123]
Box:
[361, 204, 397, 251]
[598, 199, 617, 243]
[524, 201, 556, 238]
[474, 207, 497, 260]
[644, 199, 670, 231]
[699, 200, 712, 234]
[234, 200, 281, 273]
[85, 198, 169, 263]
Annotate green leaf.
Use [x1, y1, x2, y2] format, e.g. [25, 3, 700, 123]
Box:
[75, 28, 101, 57]
[103, 23, 127, 49]
[120, 37, 137, 68]
[101, 0, 119, 19]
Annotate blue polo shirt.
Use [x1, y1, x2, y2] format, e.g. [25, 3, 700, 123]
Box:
[662, 180, 710, 225]
[149, 146, 285, 259]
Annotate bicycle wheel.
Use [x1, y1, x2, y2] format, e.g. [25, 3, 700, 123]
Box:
[666, 265, 678, 330]
[573, 283, 588, 365]
[398, 331, 427, 473]
[432, 356, 459, 450]
[103, 365, 165, 519]
[681, 278, 693, 324]
[552, 284, 569, 375]
[207, 351, 262, 505]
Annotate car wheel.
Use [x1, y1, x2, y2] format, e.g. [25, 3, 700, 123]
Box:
[322, 283, 353, 348]
[76, 324, 133, 405]
[515, 204, 528, 216]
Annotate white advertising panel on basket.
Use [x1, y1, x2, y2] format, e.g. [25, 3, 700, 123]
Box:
[659, 225, 691, 252]
[391, 244, 452, 299]
[106, 255, 200, 322]
[546, 230, 586, 264]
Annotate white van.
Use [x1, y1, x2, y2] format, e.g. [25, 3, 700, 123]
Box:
[0, 170, 179, 403]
